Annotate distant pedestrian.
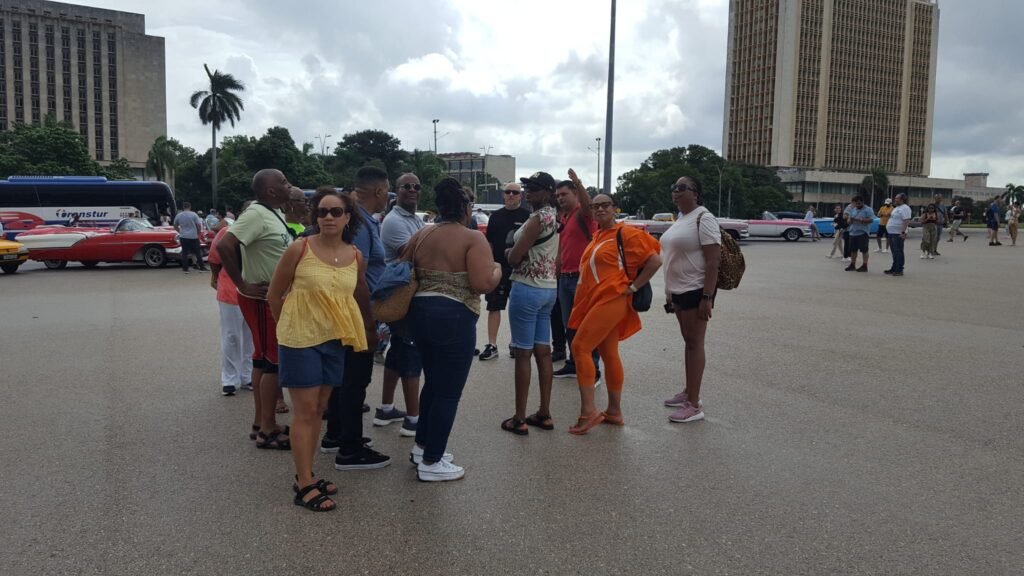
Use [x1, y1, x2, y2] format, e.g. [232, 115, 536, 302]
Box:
[875, 198, 893, 253]
[553, 171, 600, 381]
[216, 169, 295, 449]
[502, 172, 559, 436]
[284, 187, 308, 237]
[661, 176, 719, 423]
[267, 190, 377, 511]
[933, 194, 947, 256]
[844, 196, 874, 272]
[208, 202, 254, 397]
[173, 202, 207, 273]
[804, 206, 820, 241]
[377, 172, 425, 437]
[159, 211, 171, 226]
[828, 204, 848, 259]
[403, 178, 501, 480]
[480, 182, 531, 362]
[948, 200, 968, 242]
[986, 198, 1003, 246]
[883, 193, 912, 277]
[567, 193, 661, 434]
[1008, 201, 1020, 246]
[205, 209, 221, 230]
[919, 204, 938, 259]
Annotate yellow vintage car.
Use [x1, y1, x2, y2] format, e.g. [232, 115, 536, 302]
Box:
[0, 237, 29, 274]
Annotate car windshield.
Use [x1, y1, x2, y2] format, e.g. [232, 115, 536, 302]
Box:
[762, 211, 779, 221]
[116, 218, 154, 232]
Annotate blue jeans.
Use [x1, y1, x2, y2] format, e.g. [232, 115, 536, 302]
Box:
[558, 273, 600, 368]
[508, 282, 557, 350]
[889, 232, 905, 272]
[407, 296, 478, 464]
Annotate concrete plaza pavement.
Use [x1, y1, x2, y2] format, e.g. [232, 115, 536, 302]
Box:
[1, 234, 1022, 575]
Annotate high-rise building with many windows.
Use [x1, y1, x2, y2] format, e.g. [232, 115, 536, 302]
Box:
[722, 0, 939, 176]
[0, 0, 166, 176]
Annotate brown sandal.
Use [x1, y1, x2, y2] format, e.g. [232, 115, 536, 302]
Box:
[569, 412, 606, 435]
[524, 412, 554, 430]
[501, 416, 529, 436]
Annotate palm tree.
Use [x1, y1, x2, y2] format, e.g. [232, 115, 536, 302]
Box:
[190, 64, 245, 210]
[146, 136, 178, 193]
[1003, 183, 1024, 204]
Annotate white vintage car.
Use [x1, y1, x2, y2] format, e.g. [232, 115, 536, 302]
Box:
[746, 212, 815, 241]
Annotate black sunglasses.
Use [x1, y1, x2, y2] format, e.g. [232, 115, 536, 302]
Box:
[592, 201, 615, 210]
[671, 184, 692, 193]
[399, 183, 422, 191]
[503, 189, 521, 196]
[316, 207, 349, 218]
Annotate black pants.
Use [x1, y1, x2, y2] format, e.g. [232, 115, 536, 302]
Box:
[842, 231, 851, 259]
[180, 238, 204, 271]
[325, 349, 374, 455]
[550, 294, 566, 355]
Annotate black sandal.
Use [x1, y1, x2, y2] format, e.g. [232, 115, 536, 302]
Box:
[293, 476, 338, 496]
[501, 416, 529, 436]
[256, 429, 291, 450]
[294, 483, 335, 512]
[249, 424, 260, 441]
[525, 412, 555, 431]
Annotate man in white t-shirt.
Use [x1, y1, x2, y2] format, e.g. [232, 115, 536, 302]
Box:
[883, 193, 912, 277]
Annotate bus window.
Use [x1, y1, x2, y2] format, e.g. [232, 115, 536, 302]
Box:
[0, 184, 39, 208]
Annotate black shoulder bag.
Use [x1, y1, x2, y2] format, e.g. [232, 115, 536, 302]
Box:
[616, 228, 652, 312]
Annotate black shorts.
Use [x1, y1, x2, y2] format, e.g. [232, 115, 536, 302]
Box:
[876, 227, 887, 238]
[671, 288, 716, 312]
[849, 234, 869, 253]
[485, 270, 513, 312]
[987, 219, 999, 231]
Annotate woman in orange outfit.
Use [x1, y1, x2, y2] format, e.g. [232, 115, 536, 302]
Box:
[567, 193, 662, 435]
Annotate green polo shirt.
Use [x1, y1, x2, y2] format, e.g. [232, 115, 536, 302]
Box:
[230, 204, 293, 285]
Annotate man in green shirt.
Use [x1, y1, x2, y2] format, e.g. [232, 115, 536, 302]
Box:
[217, 168, 295, 449]
[284, 186, 309, 237]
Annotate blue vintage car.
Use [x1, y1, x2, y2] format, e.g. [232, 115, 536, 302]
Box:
[814, 217, 880, 237]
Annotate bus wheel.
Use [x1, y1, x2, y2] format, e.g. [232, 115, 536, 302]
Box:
[143, 246, 166, 268]
[43, 260, 68, 270]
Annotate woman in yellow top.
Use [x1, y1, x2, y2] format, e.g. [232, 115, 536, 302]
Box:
[567, 193, 662, 435]
[268, 190, 376, 512]
[876, 198, 894, 253]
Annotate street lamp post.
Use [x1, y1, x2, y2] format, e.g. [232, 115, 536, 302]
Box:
[714, 164, 723, 215]
[587, 137, 601, 192]
[602, 0, 616, 196]
[432, 119, 439, 154]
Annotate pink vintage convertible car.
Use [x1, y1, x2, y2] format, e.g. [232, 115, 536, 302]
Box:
[14, 218, 200, 269]
[746, 212, 815, 241]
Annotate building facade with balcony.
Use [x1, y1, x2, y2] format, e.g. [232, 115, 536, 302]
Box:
[440, 152, 516, 205]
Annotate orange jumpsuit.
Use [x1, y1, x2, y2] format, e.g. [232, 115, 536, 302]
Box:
[568, 224, 661, 391]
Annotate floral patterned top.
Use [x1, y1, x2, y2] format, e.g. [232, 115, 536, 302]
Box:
[511, 206, 559, 289]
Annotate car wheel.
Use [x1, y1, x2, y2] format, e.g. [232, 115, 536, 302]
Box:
[81, 261, 99, 268]
[43, 260, 68, 269]
[783, 229, 802, 242]
[143, 246, 166, 268]
[1, 263, 20, 274]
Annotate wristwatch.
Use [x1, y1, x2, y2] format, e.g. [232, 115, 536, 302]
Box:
[701, 293, 714, 301]
[628, 283, 638, 293]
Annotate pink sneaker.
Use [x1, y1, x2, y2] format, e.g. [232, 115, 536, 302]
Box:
[669, 402, 704, 423]
[664, 392, 703, 408]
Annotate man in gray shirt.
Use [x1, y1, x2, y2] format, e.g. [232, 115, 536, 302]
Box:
[381, 173, 425, 262]
[375, 172, 424, 438]
[843, 195, 875, 273]
[173, 201, 207, 273]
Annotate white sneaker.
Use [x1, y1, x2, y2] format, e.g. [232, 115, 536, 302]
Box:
[826, 254, 833, 259]
[882, 249, 889, 253]
[920, 252, 926, 259]
[842, 258, 851, 263]
[410, 445, 454, 465]
[417, 459, 465, 482]
[927, 254, 934, 260]
[874, 248, 882, 253]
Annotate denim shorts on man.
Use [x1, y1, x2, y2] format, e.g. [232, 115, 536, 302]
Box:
[384, 325, 422, 378]
[279, 340, 347, 388]
[508, 281, 557, 350]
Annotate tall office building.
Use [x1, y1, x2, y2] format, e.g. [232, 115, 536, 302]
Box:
[722, 0, 939, 176]
[0, 0, 166, 175]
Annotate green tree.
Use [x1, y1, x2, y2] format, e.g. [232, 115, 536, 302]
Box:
[333, 130, 409, 182]
[0, 118, 107, 177]
[861, 167, 890, 208]
[190, 64, 245, 210]
[146, 135, 179, 191]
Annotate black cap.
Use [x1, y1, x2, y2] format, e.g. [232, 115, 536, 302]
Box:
[519, 171, 556, 192]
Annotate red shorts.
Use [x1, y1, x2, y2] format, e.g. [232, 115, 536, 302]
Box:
[238, 294, 279, 369]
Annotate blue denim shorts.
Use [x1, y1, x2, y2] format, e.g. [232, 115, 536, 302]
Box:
[508, 282, 557, 350]
[384, 326, 422, 378]
[279, 340, 347, 388]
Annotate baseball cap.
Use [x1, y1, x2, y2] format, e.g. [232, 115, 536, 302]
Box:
[884, 198, 892, 204]
[519, 171, 556, 192]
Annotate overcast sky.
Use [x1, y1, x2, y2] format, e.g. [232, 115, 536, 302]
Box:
[79, 0, 1023, 189]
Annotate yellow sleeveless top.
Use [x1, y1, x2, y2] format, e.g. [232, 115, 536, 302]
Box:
[276, 242, 368, 351]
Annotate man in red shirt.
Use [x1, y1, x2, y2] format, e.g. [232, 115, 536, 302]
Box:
[553, 171, 600, 380]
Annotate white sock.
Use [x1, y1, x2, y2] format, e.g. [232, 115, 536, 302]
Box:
[406, 415, 419, 424]
[380, 403, 394, 412]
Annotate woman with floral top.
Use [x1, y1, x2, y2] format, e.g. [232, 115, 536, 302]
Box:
[501, 172, 560, 435]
